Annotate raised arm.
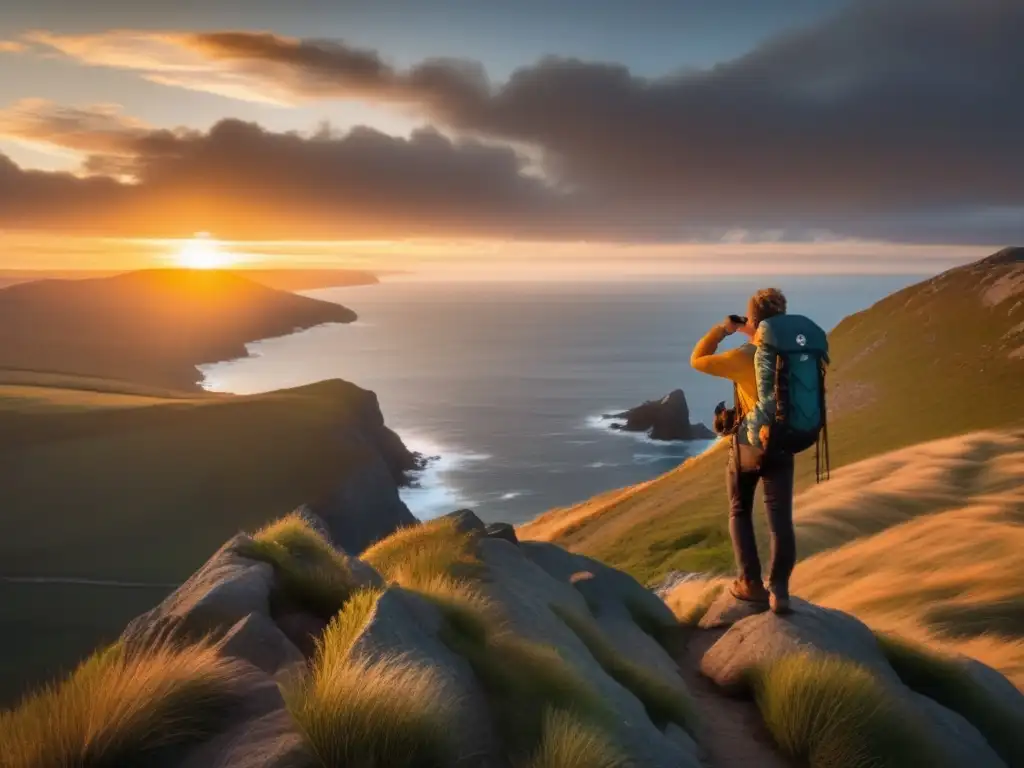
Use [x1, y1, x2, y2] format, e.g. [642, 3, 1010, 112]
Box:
[690, 323, 751, 383]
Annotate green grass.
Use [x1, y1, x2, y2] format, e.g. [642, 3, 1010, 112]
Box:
[240, 513, 356, 620]
[875, 633, 1024, 765]
[0, 377, 379, 703]
[519, 707, 629, 768]
[749, 653, 945, 768]
[284, 649, 456, 768]
[0, 639, 245, 768]
[363, 516, 483, 588]
[551, 604, 698, 736]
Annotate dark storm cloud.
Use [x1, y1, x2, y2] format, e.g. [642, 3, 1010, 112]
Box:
[7, 0, 1024, 241]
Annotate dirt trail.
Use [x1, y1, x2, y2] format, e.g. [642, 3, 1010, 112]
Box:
[676, 628, 795, 768]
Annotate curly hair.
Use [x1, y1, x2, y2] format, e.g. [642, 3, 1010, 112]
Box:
[748, 288, 787, 328]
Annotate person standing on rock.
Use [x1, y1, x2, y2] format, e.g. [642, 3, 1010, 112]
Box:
[690, 288, 795, 614]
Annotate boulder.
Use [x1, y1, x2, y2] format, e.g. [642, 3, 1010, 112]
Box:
[275, 611, 329, 659]
[605, 389, 716, 442]
[179, 667, 310, 768]
[700, 597, 901, 692]
[347, 586, 501, 768]
[121, 534, 275, 653]
[218, 613, 306, 678]
[443, 508, 488, 535]
[485, 522, 519, 545]
[697, 590, 769, 629]
[698, 597, 1006, 767]
[479, 538, 702, 768]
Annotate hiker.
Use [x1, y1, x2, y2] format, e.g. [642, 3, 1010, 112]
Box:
[690, 289, 829, 615]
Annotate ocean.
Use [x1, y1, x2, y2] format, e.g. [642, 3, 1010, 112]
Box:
[201, 274, 919, 525]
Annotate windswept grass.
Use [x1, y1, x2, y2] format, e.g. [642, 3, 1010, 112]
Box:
[551, 604, 697, 736]
[0, 640, 245, 768]
[749, 653, 944, 768]
[875, 633, 1024, 765]
[319, 587, 385, 660]
[519, 707, 629, 768]
[363, 516, 483, 588]
[411, 576, 612, 761]
[284, 650, 456, 768]
[664, 577, 727, 627]
[241, 512, 356, 619]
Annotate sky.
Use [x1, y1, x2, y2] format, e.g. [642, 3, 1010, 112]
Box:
[0, 0, 1019, 275]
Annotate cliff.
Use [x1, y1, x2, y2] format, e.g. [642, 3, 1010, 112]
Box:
[4, 509, 1021, 767]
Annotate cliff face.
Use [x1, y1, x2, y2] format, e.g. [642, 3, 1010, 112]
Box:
[302, 384, 420, 553]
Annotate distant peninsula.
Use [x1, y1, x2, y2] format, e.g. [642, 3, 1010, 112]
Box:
[0, 269, 362, 391]
[0, 268, 379, 291]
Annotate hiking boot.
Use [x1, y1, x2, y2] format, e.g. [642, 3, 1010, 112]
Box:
[768, 584, 792, 615]
[729, 578, 769, 603]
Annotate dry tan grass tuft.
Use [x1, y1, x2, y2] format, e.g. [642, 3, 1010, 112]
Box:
[0, 640, 245, 768]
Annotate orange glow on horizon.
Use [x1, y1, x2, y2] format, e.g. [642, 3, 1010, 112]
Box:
[174, 233, 237, 269]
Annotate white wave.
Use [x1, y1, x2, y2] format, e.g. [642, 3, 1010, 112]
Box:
[497, 491, 529, 501]
[587, 461, 620, 469]
[398, 433, 489, 521]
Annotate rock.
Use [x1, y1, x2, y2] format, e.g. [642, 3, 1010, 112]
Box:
[700, 597, 900, 693]
[485, 522, 518, 545]
[699, 597, 1006, 767]
[521, 541, 678, 630]
[442, 508, 487, 535]
[348, 586, 501, 768]
[605, 389, 716, 442]
[275, 611, 329, 659]
[121, 534, 275, 653]
[961, 657, 1024, 723]
[305, 433, 418, 554]
[697, 590, 769, 629]
[218, 614, 306, 678]
[480, 538, 701, 768]
[179, 667, 310, 768]
[347, 556, 386, 590]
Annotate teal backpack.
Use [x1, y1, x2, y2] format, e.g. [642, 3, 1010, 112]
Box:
[755, 314, 831, 481]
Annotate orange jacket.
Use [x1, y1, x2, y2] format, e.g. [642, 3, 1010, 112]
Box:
[690, 324, 760, 445]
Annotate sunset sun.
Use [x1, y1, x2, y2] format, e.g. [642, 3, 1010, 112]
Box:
[175, 234, 234, 269]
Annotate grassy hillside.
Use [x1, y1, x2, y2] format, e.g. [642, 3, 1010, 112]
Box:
[522, 248, 1024, 583]
[0, 269, 358, 390]
[0, 375, 392, 702]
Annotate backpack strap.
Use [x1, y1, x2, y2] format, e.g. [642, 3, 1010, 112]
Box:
[815, 359, 831, 483]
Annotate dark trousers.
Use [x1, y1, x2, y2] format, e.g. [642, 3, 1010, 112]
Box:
[727, 439, 796, 590]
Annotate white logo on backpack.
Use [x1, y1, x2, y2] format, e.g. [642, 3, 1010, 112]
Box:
[796, 334, 807, 346]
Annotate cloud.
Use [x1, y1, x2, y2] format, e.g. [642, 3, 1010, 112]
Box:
[0, 41, 26, 53]
[0, 99, 159, 157]
[8, 0, 1024, 243]
[0, 120, 585, 240]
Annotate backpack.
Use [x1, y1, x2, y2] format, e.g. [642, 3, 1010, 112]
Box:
[755, 314, 831, 482]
